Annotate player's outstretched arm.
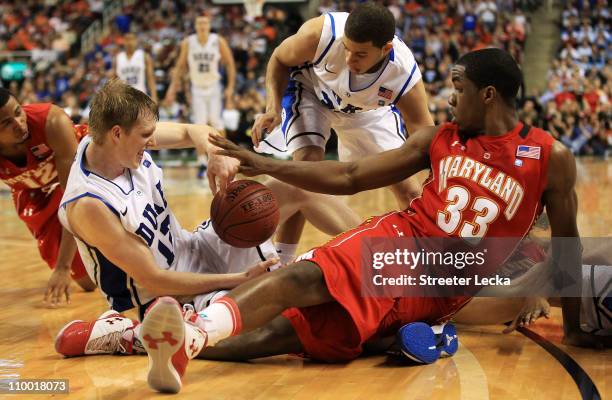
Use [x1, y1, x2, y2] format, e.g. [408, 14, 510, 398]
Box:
[210, 126, 436, 195]
[542, 141, 590, 344]
[150, 122, 238, 193]
[252, 16, 323, 146]
[43, 105, 82, 305]
[66, 198, 273, 296]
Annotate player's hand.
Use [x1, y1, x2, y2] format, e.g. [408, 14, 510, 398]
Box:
[251, 111, 281, 147]
[207, 147, 239, 194]
[243, 258, 280, 281]
[503, 297, 550, 333]
[209, 134, 274, 176]
[44, 267, 72, 307]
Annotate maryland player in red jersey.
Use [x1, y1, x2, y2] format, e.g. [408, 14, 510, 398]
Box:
[0, 89, 95, 305]
[198, 48, 579, 363]
[54, 48, 582, 393]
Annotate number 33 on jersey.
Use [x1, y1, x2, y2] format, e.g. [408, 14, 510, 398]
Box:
[408, 122, 555, 245]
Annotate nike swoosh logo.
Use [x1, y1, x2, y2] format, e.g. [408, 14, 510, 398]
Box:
[324, 63, 337, 74]
[120, 208, 128, 216]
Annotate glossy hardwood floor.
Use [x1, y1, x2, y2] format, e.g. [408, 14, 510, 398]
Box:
[0, 158, 609, 399]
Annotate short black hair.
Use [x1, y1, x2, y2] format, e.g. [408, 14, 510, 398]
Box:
[456, 48, 523, 107]
[0, 87, 14, 109]
[345, 2, 395, 48]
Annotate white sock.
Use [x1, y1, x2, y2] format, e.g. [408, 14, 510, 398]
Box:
[196, 298, 241, 347]
[184, 322, 207, 359]
[275, 242, 298, 265]
[197, 154, 208, 166]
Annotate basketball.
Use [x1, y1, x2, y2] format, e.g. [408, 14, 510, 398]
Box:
[210, 180, 280, 248]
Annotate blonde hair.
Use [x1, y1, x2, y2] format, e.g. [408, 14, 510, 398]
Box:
[88, 78, 158, 144]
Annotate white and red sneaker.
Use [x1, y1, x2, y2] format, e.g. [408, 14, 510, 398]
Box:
[141, 297, 207, 393]
[55, 310, 139, 357]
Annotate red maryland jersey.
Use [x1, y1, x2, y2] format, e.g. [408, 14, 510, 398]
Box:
[406, 122, 554, 260]
[0, 103, 58, 191]
[0, 103, 87, 234]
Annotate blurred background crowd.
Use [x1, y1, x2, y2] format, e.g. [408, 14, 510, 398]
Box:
[0, 0, 609, 158]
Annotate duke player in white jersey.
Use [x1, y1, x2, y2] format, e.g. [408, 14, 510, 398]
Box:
[253, 3, 434, 263]
[57, 79, 276, 320]
[113, 32, 158, 103]
[53, 80, 368, 381]
[166, 15, 236, 179]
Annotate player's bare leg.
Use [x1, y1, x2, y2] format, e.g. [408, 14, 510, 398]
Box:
[197, 315, 301, 360]
[268, 178, 361, 237]
[274, 146, 338, 263]
[191, 261, 333, 352]
[74, 275, 96, 291]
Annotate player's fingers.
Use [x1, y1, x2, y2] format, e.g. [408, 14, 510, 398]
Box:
[207, 171, 218, 194]
[215, 149, 236, 158]
[217, 175, 229, 194]
[209, 134, 235, 150]
[43, 286, 51, 303]
[251, 126, 261, 147]
[503, 315, 520, 334]
[65, 286, 71, 304]
[238, 166, 257, 176]
[261, 258, 280, 269]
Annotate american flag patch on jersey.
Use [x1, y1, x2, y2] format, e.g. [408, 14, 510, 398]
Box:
[516, 145, 541, 159]
[30, 143, 51, 159]
[378, 86, 393, 100]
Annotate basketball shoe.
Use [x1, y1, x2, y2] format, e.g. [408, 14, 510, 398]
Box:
[141, 297, 207, 393]
[397, 322, 458, 364]
[55, 310, 142, 356]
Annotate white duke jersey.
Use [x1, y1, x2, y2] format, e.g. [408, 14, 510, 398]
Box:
[188, 33, 221, 88]
[58, 136, 190, 311]
[116, 49, 147, 93]
[293, 12, 422, 114]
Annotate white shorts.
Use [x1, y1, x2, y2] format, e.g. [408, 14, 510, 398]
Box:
[580, 264, 611, 336]
[255, 85, 406, 161]
[175, 219, 279, 311]
[191, 82, 224, 130]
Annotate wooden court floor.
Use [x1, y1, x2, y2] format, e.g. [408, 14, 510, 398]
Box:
[0, 158, 609, 399]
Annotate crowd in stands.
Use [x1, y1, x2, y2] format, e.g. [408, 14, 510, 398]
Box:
[0, 0, 608, 157]
[519, 0, 610, 157]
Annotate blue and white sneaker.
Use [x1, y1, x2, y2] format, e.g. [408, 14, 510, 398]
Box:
[397, 322, 459, 364]
[438, 323, 458, 356]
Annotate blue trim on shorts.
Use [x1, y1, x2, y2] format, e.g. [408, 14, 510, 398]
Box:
[281, 80, 304, 140]
[89, 245, 136, 312]
[391, 106, 406, 140]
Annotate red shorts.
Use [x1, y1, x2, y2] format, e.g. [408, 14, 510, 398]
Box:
[282, 212, 471, 362]
[13, 186, 87, 280]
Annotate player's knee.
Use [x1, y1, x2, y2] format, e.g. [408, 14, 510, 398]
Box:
[276, 261, 328, 306]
